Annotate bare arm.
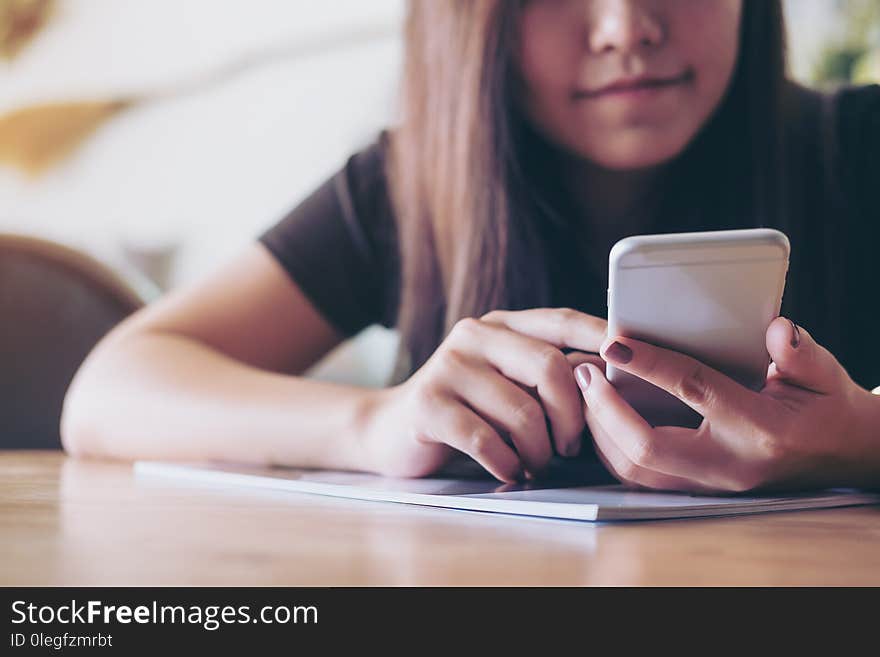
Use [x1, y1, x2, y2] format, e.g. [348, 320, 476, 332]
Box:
[63, 242, 610, 481]
[61, 244, 377, 470]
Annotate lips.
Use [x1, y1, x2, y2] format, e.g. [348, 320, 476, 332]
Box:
[574, 70, 693, 100]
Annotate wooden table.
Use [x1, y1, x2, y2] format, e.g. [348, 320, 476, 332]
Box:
[2, 450, 879, 586]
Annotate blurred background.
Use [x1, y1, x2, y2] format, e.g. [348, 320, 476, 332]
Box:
[1, 0, 879, 386]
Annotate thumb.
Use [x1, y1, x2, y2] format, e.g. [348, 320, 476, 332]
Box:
[766, 317, 843, 393]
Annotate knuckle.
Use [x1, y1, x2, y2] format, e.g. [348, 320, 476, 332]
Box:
[675, 364, 712, 407]
[436, 347, 466, 375]
[449, 317, 481, 342]
[554, 307, 579, 329]
[536, 347, 568, 380]
[469, 430, 496, 458]
[509, 398, 545, 432]
[480, 310, 504, 324]
[551, 307, 581, 343]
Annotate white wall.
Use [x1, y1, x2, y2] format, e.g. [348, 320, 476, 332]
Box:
[0, 0, 405, 386]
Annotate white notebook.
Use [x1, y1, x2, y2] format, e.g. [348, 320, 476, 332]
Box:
[134, 460, 880, 522]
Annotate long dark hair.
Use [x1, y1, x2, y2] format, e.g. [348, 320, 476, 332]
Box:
[386, 0, 787, 375]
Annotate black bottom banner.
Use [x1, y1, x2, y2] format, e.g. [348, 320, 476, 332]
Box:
[0, 587, 874, 652]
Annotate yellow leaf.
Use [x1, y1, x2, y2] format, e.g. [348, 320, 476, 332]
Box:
[0, 99, 133, 175]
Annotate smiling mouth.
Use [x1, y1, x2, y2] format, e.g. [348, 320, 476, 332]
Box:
[573, 70, 694, 100]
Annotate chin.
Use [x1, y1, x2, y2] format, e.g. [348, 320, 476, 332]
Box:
[580, 138, 690, 171]
[564, 124, 694, 171]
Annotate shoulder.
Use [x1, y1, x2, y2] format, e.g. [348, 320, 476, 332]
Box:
[782, 80, 879, 146]
[333, 129, 399, 289]
[257, 129, 401, 334]
[778, 83, 879, 387]
[834, 84, 880, 215]
[783, 81, 879, 220]
[337, 129, 392, 207]
[263, 129, 397, 264]
[337, 129, 397, 247]
[835, 82, 880, 130]
[834, 85, 880, 388]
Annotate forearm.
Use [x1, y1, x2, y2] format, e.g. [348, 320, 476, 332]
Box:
[61, 331, 379, 471]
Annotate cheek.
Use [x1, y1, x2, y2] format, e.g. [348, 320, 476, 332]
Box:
[682, 0, 742, 112]
[517, 5, 583, 98]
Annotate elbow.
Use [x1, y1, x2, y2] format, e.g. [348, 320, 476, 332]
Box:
[59, 326, 154, 459]
[60, 373, 97, 458]
[59, 341, 116, 459]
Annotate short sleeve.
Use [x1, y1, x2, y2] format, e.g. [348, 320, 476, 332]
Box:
[837, 84, 880, 388]
[258, 131, 399, 337]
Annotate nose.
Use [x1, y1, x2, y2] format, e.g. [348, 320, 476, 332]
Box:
[586, 0, 665, 54]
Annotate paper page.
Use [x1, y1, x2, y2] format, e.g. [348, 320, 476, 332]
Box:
[135, 461, 880, 522]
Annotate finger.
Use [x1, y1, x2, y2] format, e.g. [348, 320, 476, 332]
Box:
[481, 307, 607, 353]
[438, 352, 556, 473]
[426, 399, 523, 484]
[449, 319, 584, 458]
[599, 335, 760, 424]
[585, 412, 641, 488]
[576, 363, 735, 491]
[565, 351, 606, 372]
[765, 317, 845, 394]
[576, 362, 668, 479]
[587, 414, 710, 493]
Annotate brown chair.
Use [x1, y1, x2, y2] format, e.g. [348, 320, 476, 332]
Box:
[0, 233, 151, 449]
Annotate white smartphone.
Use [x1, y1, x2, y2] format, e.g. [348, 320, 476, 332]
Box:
[606, 228, 790, 427]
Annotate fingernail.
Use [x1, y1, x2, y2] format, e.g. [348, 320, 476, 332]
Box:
[787, 319, 800, 349]
[603, 341, 633, 364]
[575, 364, 591, 391]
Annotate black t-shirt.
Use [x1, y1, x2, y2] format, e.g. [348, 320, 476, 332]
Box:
[259, 82, 880, 390]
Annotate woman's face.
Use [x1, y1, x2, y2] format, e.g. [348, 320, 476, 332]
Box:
[517, 0, 742, 170]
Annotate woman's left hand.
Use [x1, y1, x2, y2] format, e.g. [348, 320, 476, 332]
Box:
[574, 317, 880, 494]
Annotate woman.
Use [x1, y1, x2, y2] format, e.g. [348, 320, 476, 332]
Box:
[62, 0, 880, 493]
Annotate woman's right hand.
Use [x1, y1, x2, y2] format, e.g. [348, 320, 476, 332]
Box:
[358, 308, 607, 483]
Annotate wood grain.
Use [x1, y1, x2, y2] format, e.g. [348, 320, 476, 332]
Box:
[2, 450, 879, 586]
